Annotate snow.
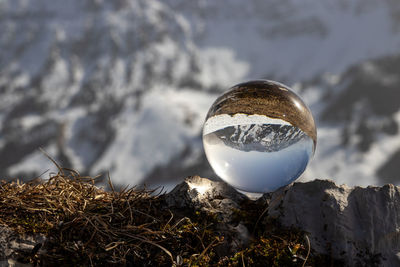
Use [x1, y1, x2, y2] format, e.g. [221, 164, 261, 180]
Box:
[194, 48, 250, 89]
[1, 0, 400, 189]
[8, 145, 60, 178]
[302, 96, 400, 187]
[92, 88, 215, 185]
[203, 114, 291, 136]
[172, 0, 400, 82]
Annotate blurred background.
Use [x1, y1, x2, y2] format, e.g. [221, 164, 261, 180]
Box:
[0, 0, 399, 189]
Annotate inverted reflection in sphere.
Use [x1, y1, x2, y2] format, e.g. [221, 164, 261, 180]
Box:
[203, 80, 317, 194]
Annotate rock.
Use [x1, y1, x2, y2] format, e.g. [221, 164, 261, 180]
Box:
[268, 179, 400, 267]
[0, 225, 45, 266]
[0, 226, 14, 260]
[165, 176, 251, 252]
[168, 177, 400, 266]
[0, 259, 32, 267]
[165, 176, 247, 211]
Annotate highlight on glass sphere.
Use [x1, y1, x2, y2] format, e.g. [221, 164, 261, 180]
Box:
[202, 80, 317, 194]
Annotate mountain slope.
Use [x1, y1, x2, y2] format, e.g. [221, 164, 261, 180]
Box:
[165, 0, 400, 82]
[1, 0, 400, 189]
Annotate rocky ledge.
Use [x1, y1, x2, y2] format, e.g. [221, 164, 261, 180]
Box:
[167, 177, 400, 266]
[269, 180, 400, 266]
[1, 176, 400, 266]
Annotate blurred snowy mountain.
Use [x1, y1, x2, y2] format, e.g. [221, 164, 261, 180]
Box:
[0, 0, 399, 188]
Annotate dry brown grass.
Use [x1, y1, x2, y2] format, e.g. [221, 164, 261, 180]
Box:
[0, 167, 336, 266]
[0, 168, 226, 266]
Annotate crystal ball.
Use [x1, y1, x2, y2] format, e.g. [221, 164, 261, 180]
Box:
[202, 80, 317, 193]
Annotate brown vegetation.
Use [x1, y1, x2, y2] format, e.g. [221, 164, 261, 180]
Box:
[0, 167, 333, 266]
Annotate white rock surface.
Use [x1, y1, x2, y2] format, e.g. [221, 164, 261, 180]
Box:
[268, 179, 400, 266]
[166, 175, 247, 209]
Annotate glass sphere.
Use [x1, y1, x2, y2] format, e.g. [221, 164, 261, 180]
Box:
[202, 80, 317, 193]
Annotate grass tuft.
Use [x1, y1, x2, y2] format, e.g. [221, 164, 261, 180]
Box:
[0, 168, 337, 266]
